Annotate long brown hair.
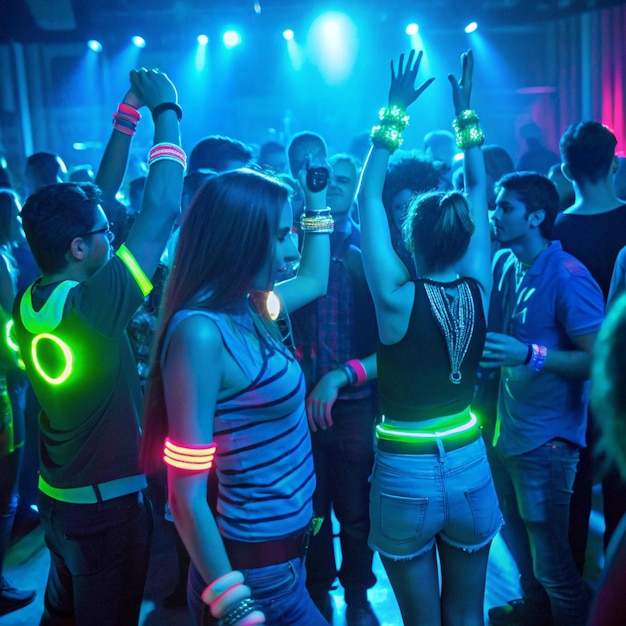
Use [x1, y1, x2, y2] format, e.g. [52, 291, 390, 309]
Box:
[141, 169, 290, 474]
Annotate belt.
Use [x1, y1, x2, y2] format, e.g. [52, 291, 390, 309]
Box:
[376, 426, 482, 455]
[38, 474, 147, 504]
[222, 527, 311, 570]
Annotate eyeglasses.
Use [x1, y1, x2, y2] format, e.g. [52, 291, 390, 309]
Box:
[81, 222, 115, 242]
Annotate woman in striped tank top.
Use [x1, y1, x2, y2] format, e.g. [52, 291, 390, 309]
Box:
[142, 168, 332, 625]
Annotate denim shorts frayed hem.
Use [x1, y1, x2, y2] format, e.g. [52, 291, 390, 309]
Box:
[369, 517, 503, 562]
[369, 536, 436, 561]
[368, 437, 502, 560]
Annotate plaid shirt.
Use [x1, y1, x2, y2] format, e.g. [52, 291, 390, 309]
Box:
[291, 217, 377, 401]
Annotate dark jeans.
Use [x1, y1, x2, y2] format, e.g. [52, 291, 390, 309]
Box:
[305, 396, 377, 606]
[38, 489, 153, 626]
[0, 449, 21, 579]
[493, 441, 589, 626]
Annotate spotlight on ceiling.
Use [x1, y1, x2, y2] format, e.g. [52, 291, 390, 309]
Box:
[405, 23, 419, 36]
[197, 34, 209, 46]
[87, 40, 102, 52]
[132, 35, 146, 48]
[283, 29, 295, 41]
[464, 21, 478, 34]
[223, 30, 242, 48]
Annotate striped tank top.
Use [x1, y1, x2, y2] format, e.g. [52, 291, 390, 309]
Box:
[165, 306, 315, 542]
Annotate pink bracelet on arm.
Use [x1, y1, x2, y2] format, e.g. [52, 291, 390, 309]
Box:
[346, 359, 368, 387]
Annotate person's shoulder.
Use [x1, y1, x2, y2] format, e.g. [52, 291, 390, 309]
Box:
[547, 244, 590, 277]
[169, 310, 223, 349]
[547, 247, 602, 300]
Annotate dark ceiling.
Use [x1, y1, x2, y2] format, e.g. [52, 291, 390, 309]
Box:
[2, 0, 625, 45]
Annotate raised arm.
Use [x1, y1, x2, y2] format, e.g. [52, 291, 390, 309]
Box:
[276, 161, 331, 313]
[448, 50, 491, 306]
[359, 50, 434, 310]
[123, 69, 184, 283]
[94, 85, 143, 202]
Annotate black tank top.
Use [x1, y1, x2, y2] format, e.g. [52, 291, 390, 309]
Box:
[377, 277, 486, 422]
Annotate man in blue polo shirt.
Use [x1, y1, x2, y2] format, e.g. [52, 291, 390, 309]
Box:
[481, 172, 604, 626]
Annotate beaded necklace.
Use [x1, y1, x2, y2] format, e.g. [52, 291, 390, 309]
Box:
[423, 281, 475, 384]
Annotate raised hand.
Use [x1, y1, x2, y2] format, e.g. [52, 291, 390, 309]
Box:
[122, 86, 143, 110]
[447, 49, 474, 115]
[129, 68, 178, 112]
[388, 49, 435, 111]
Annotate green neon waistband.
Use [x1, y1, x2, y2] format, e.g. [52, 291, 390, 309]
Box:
[38, 474, 147, 504]
[116, 245, 153, 297]
[376, 411, 477, 443]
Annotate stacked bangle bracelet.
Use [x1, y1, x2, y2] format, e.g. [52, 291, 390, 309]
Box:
[112, 102, 141, 137]
[147, 142, 187, 170]
[201, 571, 264, 626]
[340, 359, 368, 387]
[370, 105, 410, 153]
[299, 207, 334, 234]
[452, 109, 485, 150]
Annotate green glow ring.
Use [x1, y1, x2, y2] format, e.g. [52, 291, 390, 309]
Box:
[31, 333, 73, 385]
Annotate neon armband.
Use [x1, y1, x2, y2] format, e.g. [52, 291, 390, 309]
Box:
[163, 437, 216, 471]
[116, 244, 153, 297]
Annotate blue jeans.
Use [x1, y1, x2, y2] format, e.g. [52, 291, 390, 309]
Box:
[38, 489, 153, 626]
[493, 440, 590, 626]
[369, 436, 502, 559]
[305, 397, 377, 605]
[188, 557, 328, 625]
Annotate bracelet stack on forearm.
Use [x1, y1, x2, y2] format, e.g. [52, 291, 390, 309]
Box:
[370, 105, 410, 153]
[147, 143, 187, 170]
[452, 109, 485, 150]
[299, 206, 334, 234]
[201, 571, 265, 626]
[340, 359, 368, 387]
[112, 103, 141, 136]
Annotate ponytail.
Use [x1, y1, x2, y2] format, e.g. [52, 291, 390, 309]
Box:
[404, 190, 474, 272]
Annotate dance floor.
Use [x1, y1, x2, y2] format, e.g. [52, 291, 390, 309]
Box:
[3, 486, 605, 625]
